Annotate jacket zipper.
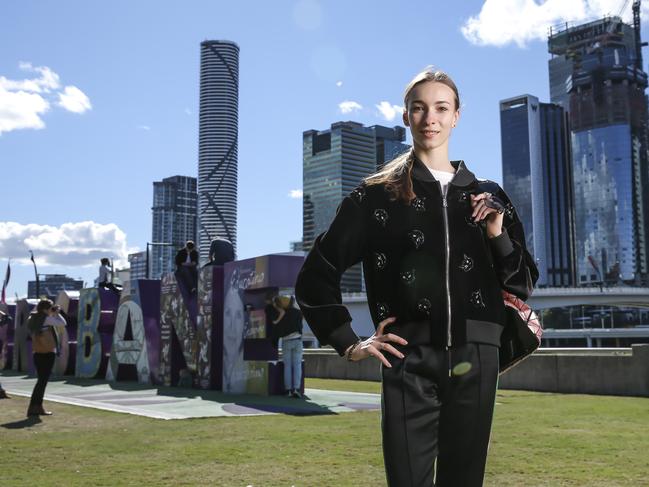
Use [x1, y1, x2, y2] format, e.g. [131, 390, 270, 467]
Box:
[441, 185, 452, 350]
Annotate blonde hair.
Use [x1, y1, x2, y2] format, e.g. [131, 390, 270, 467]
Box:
[364, 67, 460, 203]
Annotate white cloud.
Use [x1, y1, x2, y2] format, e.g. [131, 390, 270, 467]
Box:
[288, 189, 303, 199]
[375, 101, 403, 121]
[339, 100, 362, 114]
[0, 221, 133, 268]
[184, 108, 192, 115]
[0, 86, 49, 134]
[462, 0, 649, 48]
[0, 63, 91, 135]
[136, 124, 151, 131]
[336, 81, 343, 87]
[0, 62, 61, 93]
[57, 85, 91, 113]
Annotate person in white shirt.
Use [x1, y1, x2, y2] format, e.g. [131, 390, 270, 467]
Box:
[98, 258, 121, 294]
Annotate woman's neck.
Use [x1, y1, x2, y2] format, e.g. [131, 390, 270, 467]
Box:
[414, 146, 454, 172]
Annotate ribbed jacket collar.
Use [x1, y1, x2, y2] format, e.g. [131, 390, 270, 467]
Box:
[411, 156, 476, 187]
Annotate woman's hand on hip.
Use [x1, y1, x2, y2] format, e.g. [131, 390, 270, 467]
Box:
[346, 317, 408, 367]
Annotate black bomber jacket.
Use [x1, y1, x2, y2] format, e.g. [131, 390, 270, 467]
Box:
[295, 158, 539, 356]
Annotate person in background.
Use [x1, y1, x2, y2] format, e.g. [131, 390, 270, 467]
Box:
[207, 236, 235, 266]
[270, 295, 304, 399]
[26, 299, 66, 416]
[175, 240, 199, 294]
[97, 257, 121, 294]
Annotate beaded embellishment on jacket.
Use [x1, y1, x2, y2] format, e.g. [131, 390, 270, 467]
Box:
[417, 298, 432, 316]
[377, 302, 390, 321]
[351, 186, 366, 203]
[373, 209, 388, 227]
[400, 269, 416, 285]
[458, 191, 470, 203]
[408, 229, 425, 249]
[374, 252, 387, 270]
[411, 197, 426, 212]
[470, 289, 486, 308]
[459, 254, 474, 272]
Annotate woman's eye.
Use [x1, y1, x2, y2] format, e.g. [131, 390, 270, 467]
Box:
[438, 107, 448, 112]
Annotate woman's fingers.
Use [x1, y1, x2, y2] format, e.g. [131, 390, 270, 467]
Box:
[364, 343, 392, 368]
[379, 342, 405, 359]
[381, 332, 408, 346]
[376, 316, 396, 337]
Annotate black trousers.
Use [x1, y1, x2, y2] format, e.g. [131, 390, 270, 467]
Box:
[381, 342, 499, 487]
[175, 266, 198, 293]
[29, 352, 56, 408]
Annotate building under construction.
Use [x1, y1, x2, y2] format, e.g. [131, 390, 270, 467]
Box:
[547, 1, 649, 285]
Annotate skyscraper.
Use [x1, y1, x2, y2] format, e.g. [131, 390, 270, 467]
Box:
[303, 122, 409, 292]
[500, 95, 576, 287]
[128, 251, 147, 281]
[151, 175, 197, 279]
[548, 11, 649, 285]
[197, 40, 239, 263]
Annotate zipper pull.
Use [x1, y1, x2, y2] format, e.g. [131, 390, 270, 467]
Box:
[442, 197, 447, 208]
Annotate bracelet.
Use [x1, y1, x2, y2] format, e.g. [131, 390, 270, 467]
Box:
[346, 339, 362, 362]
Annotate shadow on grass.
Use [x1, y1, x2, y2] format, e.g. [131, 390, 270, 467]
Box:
[1, 416, 42, 429]
[55, 377, 342, 416]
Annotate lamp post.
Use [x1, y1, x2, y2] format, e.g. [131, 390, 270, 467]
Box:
[145, 242, 175, 279]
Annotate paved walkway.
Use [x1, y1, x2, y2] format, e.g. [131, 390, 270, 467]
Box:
[0, 371, 380, 420]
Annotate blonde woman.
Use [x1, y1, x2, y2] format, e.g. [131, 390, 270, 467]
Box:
[296, 68, 538, 486]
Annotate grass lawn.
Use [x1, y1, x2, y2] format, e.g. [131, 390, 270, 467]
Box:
[1, 379, 647, 486]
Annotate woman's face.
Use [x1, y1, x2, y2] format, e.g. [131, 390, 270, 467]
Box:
[403, 81, 459, 154]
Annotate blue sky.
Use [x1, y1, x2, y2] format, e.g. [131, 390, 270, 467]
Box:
[0, 0, 644, 298]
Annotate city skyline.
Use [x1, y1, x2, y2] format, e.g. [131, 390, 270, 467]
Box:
[2, 1, 648, 298]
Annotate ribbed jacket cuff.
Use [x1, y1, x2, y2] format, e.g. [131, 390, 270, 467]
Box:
[327, 322, 360, 356]
[489, 229, 514, 258]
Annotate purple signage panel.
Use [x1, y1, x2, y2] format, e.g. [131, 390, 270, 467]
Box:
[196, 265, 224, 390]
[159, 273, 198, 387]
[0, 303, 15, 370]
[55, 291, 79, 375]
[222, 254, 304, 395]
[107, 279, 161, 384]
[13, 299, 36, 373]
[75, 288, 118, 379]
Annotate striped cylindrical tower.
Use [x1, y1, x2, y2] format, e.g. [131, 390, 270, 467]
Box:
[197, 40, 239, 262]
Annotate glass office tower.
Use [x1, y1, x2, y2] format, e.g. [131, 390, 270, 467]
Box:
[548, 15, 649, 284]
[303, 122, 409, 292]
[500, 95, 576, 286]
[151, 176, 198, 279]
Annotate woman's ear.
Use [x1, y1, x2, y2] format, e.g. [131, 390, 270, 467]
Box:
[402, 110, 409, 127]
[452, 109, 460, 128]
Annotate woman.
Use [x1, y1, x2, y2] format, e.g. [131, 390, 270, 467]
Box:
[295, 67, 538, 486]
[270, 296, 304, 398]
[27, 299, 66, 416]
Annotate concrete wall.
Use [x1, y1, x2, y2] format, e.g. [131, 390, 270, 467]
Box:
[303, 344, 649, 397]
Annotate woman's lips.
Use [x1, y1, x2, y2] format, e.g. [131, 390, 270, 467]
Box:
[421, 130, 440, 138]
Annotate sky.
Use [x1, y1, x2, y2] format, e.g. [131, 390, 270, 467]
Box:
[1, 0, 647, 299]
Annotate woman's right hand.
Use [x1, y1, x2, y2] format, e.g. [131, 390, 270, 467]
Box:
[346, 317, 408, 367]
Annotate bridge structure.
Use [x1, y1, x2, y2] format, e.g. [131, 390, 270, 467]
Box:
[339, 288, 649, 345]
